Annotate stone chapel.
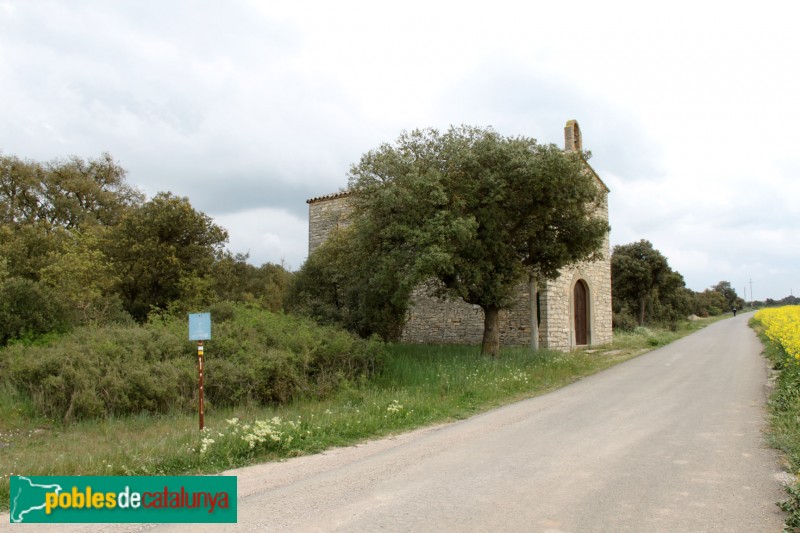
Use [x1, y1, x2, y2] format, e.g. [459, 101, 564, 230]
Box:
[306, 120, 612, 351]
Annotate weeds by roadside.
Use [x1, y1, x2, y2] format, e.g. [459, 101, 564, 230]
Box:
[751, 309, 800, 532]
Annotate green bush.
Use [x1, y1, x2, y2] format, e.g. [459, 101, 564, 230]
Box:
[204, 306, 385, 405]
[0, 303, 384, 422]
[0, 278, 75, 346]
[612, 310, 637, 331]
[1, 324, 195, 421]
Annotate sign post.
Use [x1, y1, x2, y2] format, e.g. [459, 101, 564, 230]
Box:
[188, 313, 211, 431]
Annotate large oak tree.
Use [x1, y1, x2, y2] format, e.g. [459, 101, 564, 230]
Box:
[346, 126, 609, 356]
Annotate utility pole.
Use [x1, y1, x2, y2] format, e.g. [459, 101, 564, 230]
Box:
[750, 278, 753, 303]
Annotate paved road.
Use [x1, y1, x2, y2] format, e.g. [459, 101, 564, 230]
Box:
[7, 314, 788, 531]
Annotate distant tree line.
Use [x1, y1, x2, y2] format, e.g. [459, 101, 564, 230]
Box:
[611, 239, 747, 330]
[752, 295, 799, 308]
[0, 153, 291, 346]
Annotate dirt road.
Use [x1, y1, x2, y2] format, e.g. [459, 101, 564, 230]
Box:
[7, 314, 788, 531]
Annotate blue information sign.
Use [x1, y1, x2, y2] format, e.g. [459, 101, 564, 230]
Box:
[188, 313, 211, 341]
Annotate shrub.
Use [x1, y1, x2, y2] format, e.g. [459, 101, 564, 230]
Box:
[0, 303, 384, 422]
[612, 310, 637, 331]
[0, 278, 75, 346]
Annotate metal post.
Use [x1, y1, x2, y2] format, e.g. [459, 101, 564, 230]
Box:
[197, 340, 205, 431]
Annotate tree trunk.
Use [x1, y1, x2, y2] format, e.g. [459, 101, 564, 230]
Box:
[481, 304, 501, 357]
[638, 297, 646, 326]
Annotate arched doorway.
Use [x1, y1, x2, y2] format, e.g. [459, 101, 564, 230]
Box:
[574, 280, 589, 346]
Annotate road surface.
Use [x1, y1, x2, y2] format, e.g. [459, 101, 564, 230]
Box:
[7, 313, 789, 531]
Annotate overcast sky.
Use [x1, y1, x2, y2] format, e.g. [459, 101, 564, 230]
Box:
[1, 0, 798, 300]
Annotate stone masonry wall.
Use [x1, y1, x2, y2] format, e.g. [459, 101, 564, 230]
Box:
[308, 192, 352, 254]
[399, 282, 533, 346]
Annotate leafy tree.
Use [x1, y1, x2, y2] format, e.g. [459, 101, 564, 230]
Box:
[0, 223, 69, 279]
[211, 252, 293, 311]
[288, 231, 354, 328]
[39, 229, 130, 324]
[0, 152, 142, 229]
[692, 288, 727, 316]
[106, 192, 228, 321]
[288, 227, 411, 340]
[341, 126, 608, 356]
[0, 154, 45, 226]
[0, 153, 143, 339]
[689, 281, 745, 317]
[612, 240, 691, 325]
[654, 270, 694, 323]
[0, 153, 143, 280]
[711, 280, 744, 311]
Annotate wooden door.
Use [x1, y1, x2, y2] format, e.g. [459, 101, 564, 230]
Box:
[574, 280, 589, 345]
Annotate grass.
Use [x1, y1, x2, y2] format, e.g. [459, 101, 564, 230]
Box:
[750, 315, 800, 531]
[0, 317, 718, 511]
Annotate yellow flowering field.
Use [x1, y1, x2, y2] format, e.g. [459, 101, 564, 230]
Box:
[755, 306, 800, 361]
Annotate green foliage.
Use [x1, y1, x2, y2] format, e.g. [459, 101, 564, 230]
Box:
[288, 228, 409, 341]
[0, 277, 75, 345]
[1, 151, 295, 347]
[38, 229, 131, 324]
[210, 252, 292, 312]
[710, 281, 744, 312]
[611, 240, 692, 327]
[0, 152, 142, 230]
[689, 281, 745, 317]
[1, 323, 195, 421]
[0, 153, 143, 339]
[612, 309, 638, 331]
[106, 192, 229, 321]
[0, 303, 384, 422]
[201, 305, 385, 405]
[0, 153, 142, 280]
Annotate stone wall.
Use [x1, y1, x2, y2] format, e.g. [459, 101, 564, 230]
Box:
[307, 192, 352, 253]
[399, 281, 533, 346]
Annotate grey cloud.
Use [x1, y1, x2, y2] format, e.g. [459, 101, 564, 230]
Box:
[435, 57, 664, 182]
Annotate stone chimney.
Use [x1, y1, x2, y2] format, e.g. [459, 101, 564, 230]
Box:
[564, 119, 582, 152]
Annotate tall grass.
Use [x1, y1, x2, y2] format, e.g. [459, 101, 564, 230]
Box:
[0, 319, 713, 511]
